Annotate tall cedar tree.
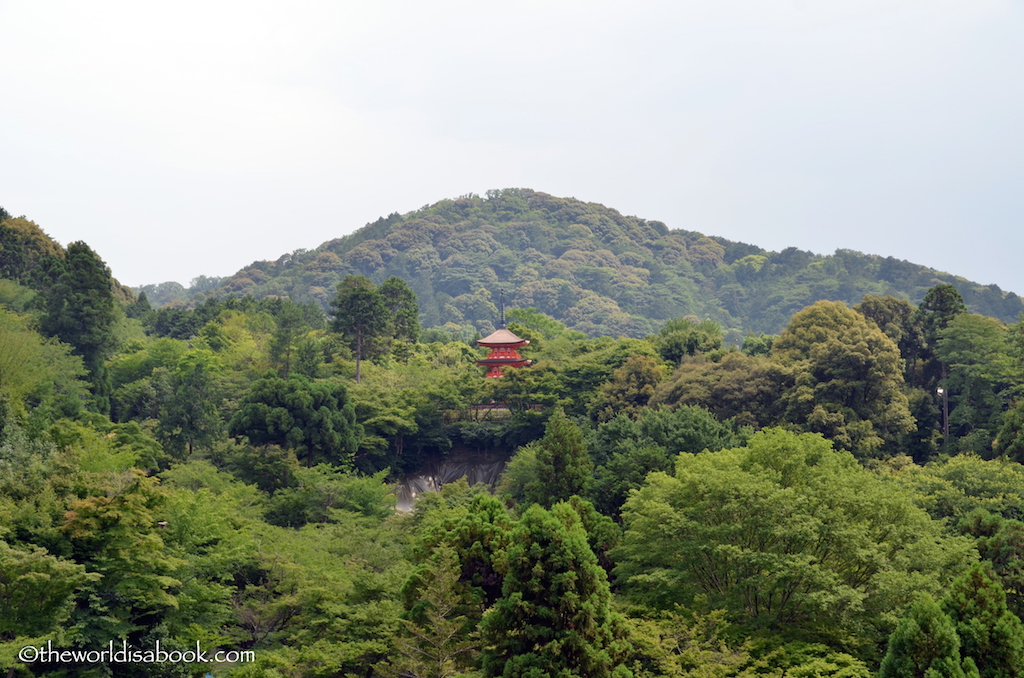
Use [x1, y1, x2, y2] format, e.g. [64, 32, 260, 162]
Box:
[480, 502, 632, 678]
[158, 351, 222, 457]
[331, 275, 388, 383]
[380, 276, 421, 344]
[415, 493, 514, 614]
[268, 299, 307, 378]
[384, 545, 482, 678]
[526, 406, 592, 507]
[917, 284, 969, 350]
[914, 283, 969, 391]
[42, 241, 119, 413]
[880, 595, 978, 678]
[941, 563, 1024, 678]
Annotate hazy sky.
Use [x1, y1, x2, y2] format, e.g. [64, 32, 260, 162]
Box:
[2, 0, 1023, 294]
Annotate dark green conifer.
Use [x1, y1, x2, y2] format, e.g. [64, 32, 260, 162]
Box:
[526, 406, 592, 507]
[480, 502, 632, 678]
[42, 241, 119, 413]
[158, 351, 223, 457]
[916, 284, 969, 349]
[268, 299, 307, 378]
[380, 275, 421, 344]
[880, 594, 978, 678]
[331, 275, 388, 383]
[942, 563, 1024, 678]
[125, 290, 153, 319]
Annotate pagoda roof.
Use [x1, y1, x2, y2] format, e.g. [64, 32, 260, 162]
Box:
[478, 328, 529, 346]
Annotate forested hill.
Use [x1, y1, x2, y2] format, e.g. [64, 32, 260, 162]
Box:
[139, 188, 1024, 338]
[0, 211, 135, 303]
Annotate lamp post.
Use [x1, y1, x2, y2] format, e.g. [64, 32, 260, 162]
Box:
[937, 386, 949, 454]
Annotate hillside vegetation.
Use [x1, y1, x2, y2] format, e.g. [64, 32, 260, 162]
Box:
[4, 203, 1024, 677]
[138, 189, 1024, 340]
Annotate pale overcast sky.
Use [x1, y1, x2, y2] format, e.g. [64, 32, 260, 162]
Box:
[2, 1, 1022, 294]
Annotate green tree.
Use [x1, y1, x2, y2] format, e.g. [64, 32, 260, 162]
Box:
[332, 275, 389, 383]
[0, 541, 97, 640]
[994, 401, 1024, 462]
[959, 511, 1024, 620]
[937, 314, 1014, 454]
[654, 317, 724, 364]
[480, 502, 632, 678]
[158, 350, 223, 457]
[525, 407, 592, 507]
[125, 290, 153, 320]
[772, 300, 915, 456]
[415, 493, 515, 614]
[62, 470, 184, 648]
[0, 308, 88, 421]
[380, 275, 421, 344]
[740, 333, 775, 357]
[588, 407, 742, 521]
[0, 216, 65, 287]
[917, 284, 969, 351]
[228, 372, 361, 467]
[626, 609, 757, 678]
[896, 454, 1024, 524]
[855, 294, 926, 383]
[382, 545, 482, 678]
[636, 405, 744, 456]
[879, 595, 977, 678]
[268, 298, 308, 378]
[941, 563, 1024, 678]
[42, 241, 120, 413]
[264, 465, 393, 527]
[155, 464, 260, 646]
[591, 440, 671, 521]
[651, 352, 792, 428]
[914, 283, 969, 396]
[590, 355, 666, 422]
[615, 429, 977, 651]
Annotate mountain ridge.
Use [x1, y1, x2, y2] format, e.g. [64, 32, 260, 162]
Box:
[137, 188, 1024, 339]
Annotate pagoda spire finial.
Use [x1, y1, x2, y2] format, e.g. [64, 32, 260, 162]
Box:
[499, 289, 506, 329]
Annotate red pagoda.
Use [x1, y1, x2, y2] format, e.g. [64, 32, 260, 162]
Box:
[476, 293, 532, 378]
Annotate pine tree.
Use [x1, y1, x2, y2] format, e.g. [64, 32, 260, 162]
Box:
[380, 275, 421, 344]
[525, 407, 592, 507]
[331, 275, 388, 383]
[480, 502, 632, 678]
[942, 563, 1024, 678]
[268, 299, 307, 378]
[125, 290, 153, 320]
[916, 284, 969, 350]
[880, 594, 978, 678]
[42, 241, 119, 413]
[158, 351, 223, 457]
[383, 545, 482, 678]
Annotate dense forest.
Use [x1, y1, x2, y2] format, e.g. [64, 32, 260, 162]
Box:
[4, 201, 1024, 678]
[136, 189, 1024, 342]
